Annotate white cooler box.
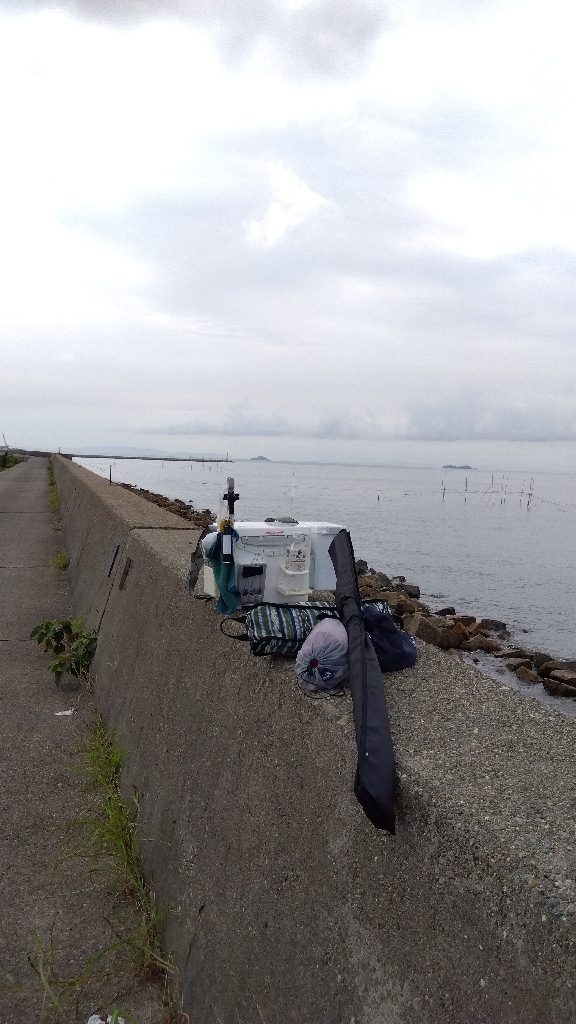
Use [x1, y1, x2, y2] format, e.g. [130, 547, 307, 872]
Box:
[202, 521, 344, 605]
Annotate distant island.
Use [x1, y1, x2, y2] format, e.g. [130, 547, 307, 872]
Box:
[443, 464, 474, 470]
[250, 456, 270, 461]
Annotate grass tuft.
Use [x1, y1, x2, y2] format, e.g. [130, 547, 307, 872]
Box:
[47, 459, 61, 512]
[27, 715, 182, 1022]
[79, 719, 173, 975]
[0, 451, 26, 471]
[51, 551, 70, 571]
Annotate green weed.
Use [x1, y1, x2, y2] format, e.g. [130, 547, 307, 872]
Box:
[47, 459, 61, 512]
[30, 617, 97, 685]
[51, 551, 70, 571]
[28, 929, 142, 1023]
[78, 719, 174, 978]
[0, 451, 26, 471]
[27, 716, 181, 1022]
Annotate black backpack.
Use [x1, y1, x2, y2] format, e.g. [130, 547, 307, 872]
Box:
[362, 602, 417, 673]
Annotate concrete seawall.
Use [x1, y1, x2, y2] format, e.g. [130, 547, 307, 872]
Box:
[53, 455, 576, 1024]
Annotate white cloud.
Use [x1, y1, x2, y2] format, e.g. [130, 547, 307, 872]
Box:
[246, 161, 330, 246]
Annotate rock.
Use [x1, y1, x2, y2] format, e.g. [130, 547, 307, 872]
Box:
[415, 616, 441, 646]
[494, 648, 531, 660]
[454, 615, 477, 627]
[539, 660, 568, 678]
[480, 618, 507, 632]
[374, 572, 392, 588]
[543, 677, 576, 699]
[460, 636, 502, 653]
[391, 575, 406, 584]
[505, 658, 533, 671]
[435, 606, 456, 617]
[395, 598, 416, 617]
[403, 583, 420, 599]
[404, 612, 421, 634]
[467, 622, 488, 637]
[355, 559, 369, 576]
[515, 666, 540, 683]
[550, 669, 576, 686]
[533, 651, 553, 669]
[425, 614, 452, 631]
[437, 622, 469, 650]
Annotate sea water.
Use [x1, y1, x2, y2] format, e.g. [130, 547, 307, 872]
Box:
[75, 458, 576, 662]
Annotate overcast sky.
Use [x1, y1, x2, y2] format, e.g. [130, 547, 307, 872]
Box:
[2, 0, 576, 470]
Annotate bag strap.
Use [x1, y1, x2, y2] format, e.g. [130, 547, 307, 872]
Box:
[220, 617, 250, 642]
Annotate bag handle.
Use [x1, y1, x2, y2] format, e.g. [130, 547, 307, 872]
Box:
[220, 617, 250, 642]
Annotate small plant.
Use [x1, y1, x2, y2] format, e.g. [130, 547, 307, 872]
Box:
[79, 719, 174, 979]
[0, 451, 26, 471]
[30, 617, 97, 685]
[51, 551, 70, 571]
[23, 714, 180, 1021]
[47, 459, 61, 512]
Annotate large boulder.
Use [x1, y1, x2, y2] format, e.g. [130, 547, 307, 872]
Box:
[515, 666, 540, 683]
[543, 677, 576, 699]
[494, 648, 531, 660]
[480, 618, 507, 631]
[460, 636, 501, 653]
[437, 622, 469, 650]
[539, 660, 568, 678]
[550, 669, 576, 686]
[412, 614, 441, 646]
[505, 658, 533, 672]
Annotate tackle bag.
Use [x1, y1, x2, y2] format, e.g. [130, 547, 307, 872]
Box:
[362, 601, 417, 673]
[220, 602, 339, 657]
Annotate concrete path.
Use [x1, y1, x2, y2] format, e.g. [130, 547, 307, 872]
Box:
[0, 459, 163, 1023]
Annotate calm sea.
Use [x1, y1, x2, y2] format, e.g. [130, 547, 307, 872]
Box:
[75, 458, 576, 662]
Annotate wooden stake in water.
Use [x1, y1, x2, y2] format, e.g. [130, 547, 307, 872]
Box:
[109, 465, 112, 485]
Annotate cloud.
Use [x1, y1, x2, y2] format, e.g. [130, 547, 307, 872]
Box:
[0, 0, 388, 78]
[404, 390, 576, 442]
[246, 161, 329, 246]
[158, 406, 388, 439]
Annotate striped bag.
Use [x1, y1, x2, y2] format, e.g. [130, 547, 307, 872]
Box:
[221, 602, 340, 656]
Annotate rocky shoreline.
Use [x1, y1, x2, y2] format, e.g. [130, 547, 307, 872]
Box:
[355, 561, 576, 702]
[117, 483, 575, 701]
[118, 482, 215, 529]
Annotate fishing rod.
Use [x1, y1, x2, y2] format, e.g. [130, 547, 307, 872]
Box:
[221, 476, 239, 564]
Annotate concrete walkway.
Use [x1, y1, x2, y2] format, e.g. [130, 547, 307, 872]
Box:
[0, 459, 163, 1023]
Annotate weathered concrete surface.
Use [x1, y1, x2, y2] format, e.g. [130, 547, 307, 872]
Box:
[54, 456, 576, 1024]
[0, 458, 164, 1023]
[52, 455, 195, 630]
